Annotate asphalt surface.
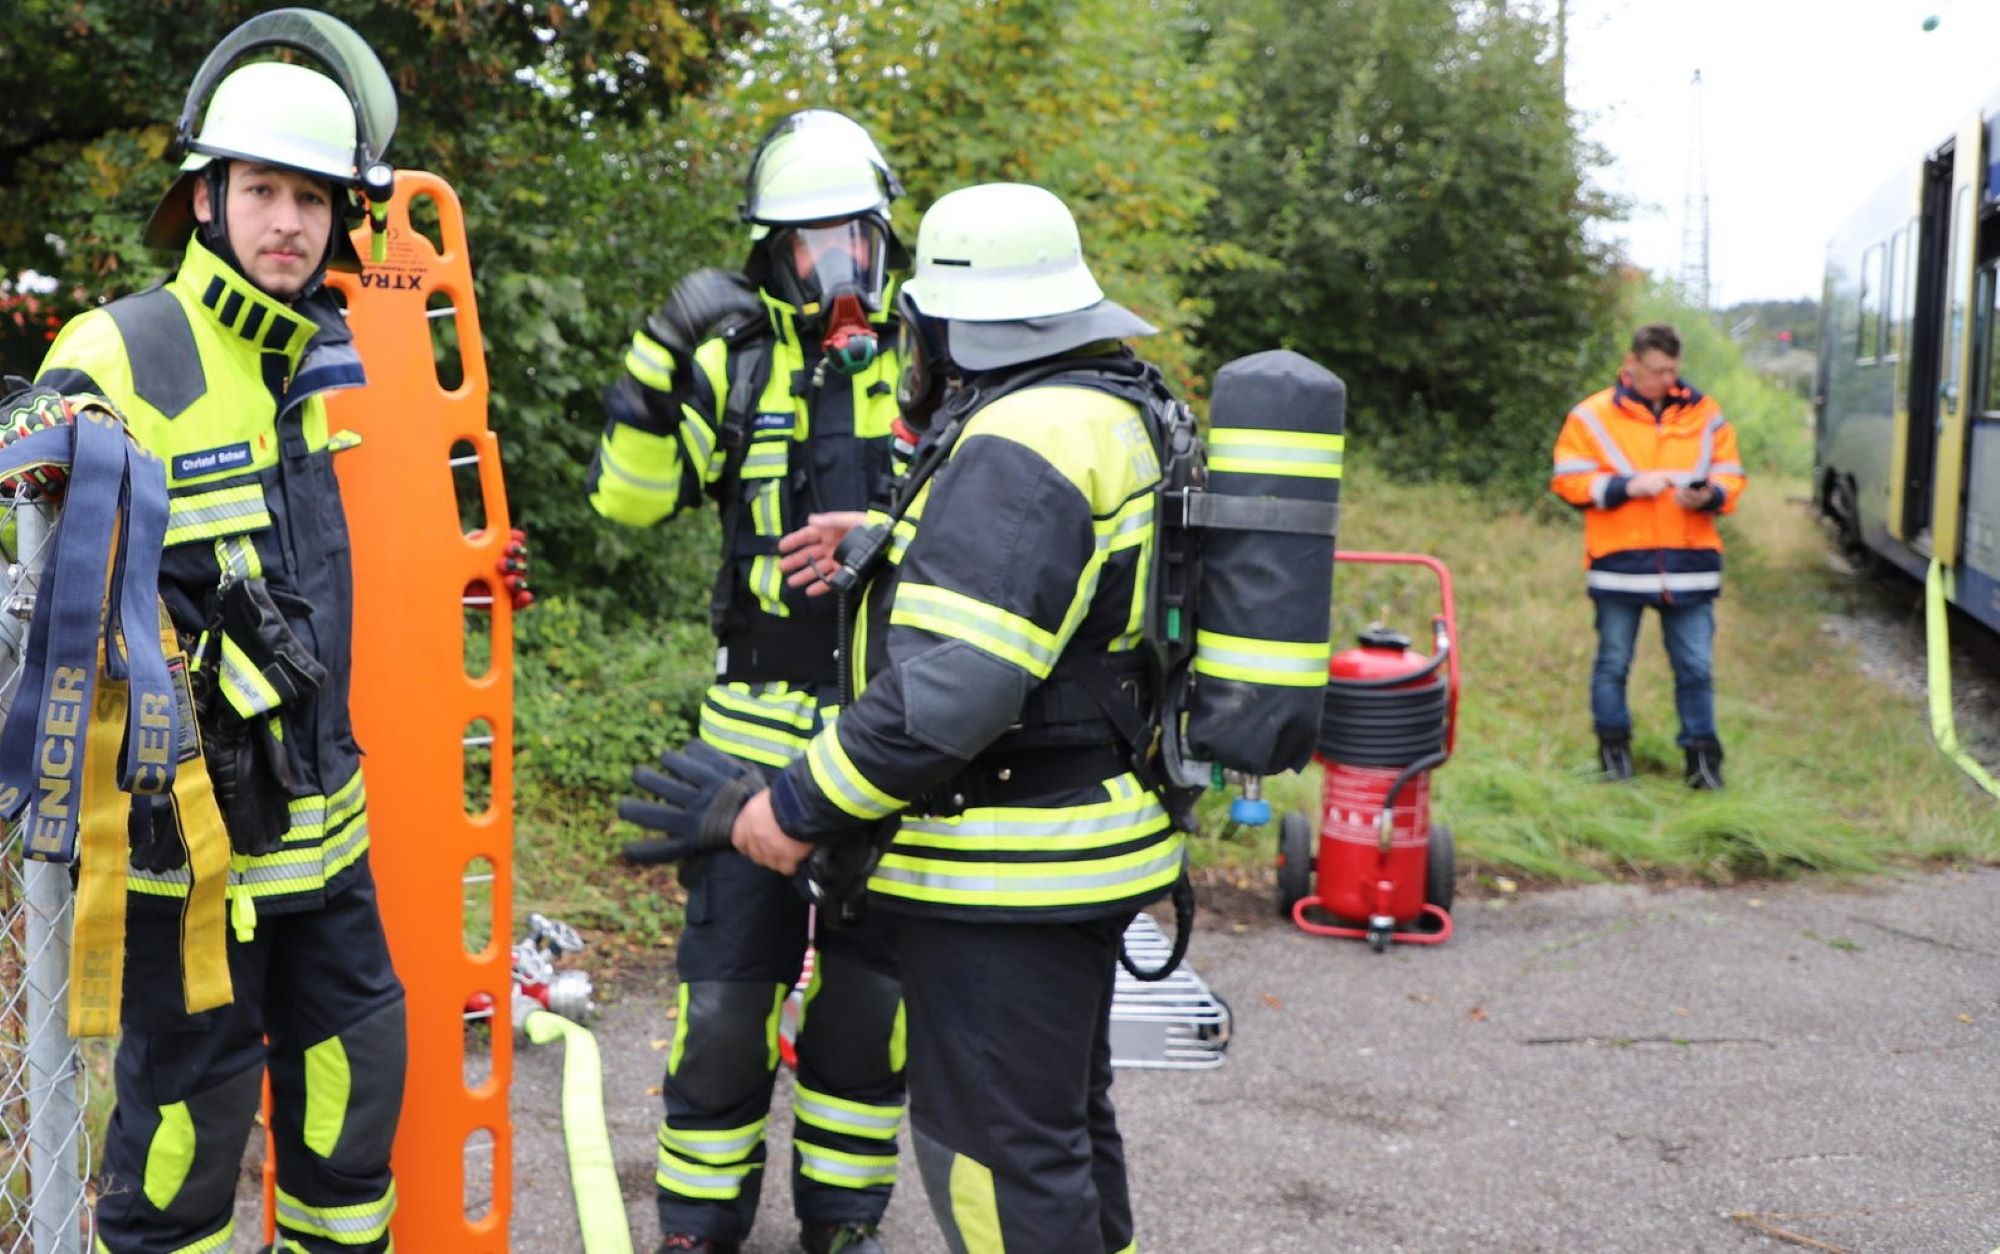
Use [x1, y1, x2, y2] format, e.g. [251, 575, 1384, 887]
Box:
[500, 868, 2000, 1253]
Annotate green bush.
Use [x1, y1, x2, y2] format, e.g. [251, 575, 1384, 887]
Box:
[513, 593, 715, 813]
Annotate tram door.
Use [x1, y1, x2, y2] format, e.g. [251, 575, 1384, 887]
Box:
[1922, 114, 1983, 563]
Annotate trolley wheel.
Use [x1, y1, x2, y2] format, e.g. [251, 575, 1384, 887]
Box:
[1368, 926, 1390, 953]
[1827, 477, 1879, 577]
[1424, 822, 1456, 915]
[1276, 811, 1313, 919]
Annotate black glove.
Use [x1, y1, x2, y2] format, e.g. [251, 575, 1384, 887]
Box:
[128, 795, 187, 873]
[644, 268, 766, 361]
[618, 740, 765, 865]
[208, 716, 291, 857]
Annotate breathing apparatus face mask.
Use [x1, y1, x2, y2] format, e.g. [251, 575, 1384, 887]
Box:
[772, 217, 890, 375]
[894, 288, 954, 429]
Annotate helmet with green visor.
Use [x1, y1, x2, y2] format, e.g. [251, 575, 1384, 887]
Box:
[144, 8, 398, 288]
[741, 109, 908, 375]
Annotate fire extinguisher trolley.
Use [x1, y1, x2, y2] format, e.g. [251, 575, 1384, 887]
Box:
[1278, 550, 1460, 951]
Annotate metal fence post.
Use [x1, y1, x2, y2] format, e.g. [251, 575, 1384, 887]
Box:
[2, 497, 87, 1254]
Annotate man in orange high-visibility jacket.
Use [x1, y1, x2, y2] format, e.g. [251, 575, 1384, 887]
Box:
[1550, 322, 1747, 788]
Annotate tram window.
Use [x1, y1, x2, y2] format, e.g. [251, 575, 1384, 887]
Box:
[1982, 266, 2000, 413]
[1885, 229, 1904, 361]
[1858, 243, 1884, 363]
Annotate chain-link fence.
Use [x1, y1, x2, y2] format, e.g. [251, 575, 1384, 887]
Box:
[0, 499, 92, 1254]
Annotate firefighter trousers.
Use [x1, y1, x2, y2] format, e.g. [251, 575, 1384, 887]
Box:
[657, 846, 904, 1244]
[899, 911, 1138, 1254]
[94, 865, 407, 1254]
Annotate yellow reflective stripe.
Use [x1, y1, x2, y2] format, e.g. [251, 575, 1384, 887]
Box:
[1100, 494, 1153, 552]
[679, 404, 719, 476]
[1108, 1243, 1137, 1254]
[658, 1117, 768, 1164]
[174, 1224, 236, 1254]
[302, 1035, 351, 1157]
[626, 330, 676, 393]
[657, 1148, 756, 1200]
[707, 682, 818, 730]
[214, 535, 264, 581]
[1192, 629, 1331, 687]
[1207, 428, 1344, 479]
[892, 583, 1059, 678]
[668, 982, 691, 1076]
[699, 709, 809, 770]
[218, 634, 283, 717]
[796, 1142, 898, 1189]
[286, 772, 367, 844]
[766, 982, 786, 1072]
[948, 1153, 1003, 1251]
[166, 484, 268, 545]
[742, 436, 789, 479]
[144, 1101, 197, 1211]
[870, 836, 1184, 909]
[895, 780, 1168, 853]
[793, 1084, 905, 1140]
[889, 999, 907, 1074]
[805, 730, 906, 820]
[275, 1182, 395, 1243]
[887, 516, 918, 564]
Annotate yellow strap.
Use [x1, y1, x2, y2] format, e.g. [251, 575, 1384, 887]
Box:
[161, 609, 232, 1013]
[68, 659, 130, 1038]
[1925, 560, 2000, 797]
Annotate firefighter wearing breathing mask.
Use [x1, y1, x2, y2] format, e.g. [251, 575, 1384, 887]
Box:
[588, 109, 909, 1254]
[29, 14, 406, 1253]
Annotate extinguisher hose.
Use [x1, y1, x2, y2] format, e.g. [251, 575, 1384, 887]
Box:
[1119, 872, 1194, 982]
[1317, 673, 1449, 768]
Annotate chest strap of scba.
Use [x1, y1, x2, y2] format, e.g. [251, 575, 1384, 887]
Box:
[0, 403, 232, 1037]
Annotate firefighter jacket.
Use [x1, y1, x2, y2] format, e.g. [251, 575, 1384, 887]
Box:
[1550, 375, 1747, 604]
[37, 237, 373, 918]
[587, 284, 902, 768]
[767, 353, 1187, 922]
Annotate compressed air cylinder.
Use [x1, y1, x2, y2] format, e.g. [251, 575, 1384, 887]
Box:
[1185, 350, 1343, 774]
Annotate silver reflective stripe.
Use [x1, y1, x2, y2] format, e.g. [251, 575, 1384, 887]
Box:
[656, 1151, 752, 1192]
[871, 842, 1183, 897]
[794, 1091, 903, 1135]
[1589, 473, 1614, 508]
[661, 1124, 764, 1159]
[1570, 407, 1634, 474]
[1586, 570, 1722, 593]
[1191, 637, 1327, 679]
[1708, 461, 1743, 477]
[901, 804, 1159, 842]
[795, 1145, 896, 1183]
[276, 1192, 393, 1239]
[1552, 458, 1599, 476]
[680, 410, 718, 468]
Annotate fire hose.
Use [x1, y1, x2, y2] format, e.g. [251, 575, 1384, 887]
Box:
[1924, 559, 2000, 797]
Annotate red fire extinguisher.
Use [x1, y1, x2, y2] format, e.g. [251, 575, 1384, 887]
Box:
[1278, 551, 1459, 950]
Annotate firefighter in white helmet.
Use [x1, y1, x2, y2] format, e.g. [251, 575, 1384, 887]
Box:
[593, 108, 910, 1254]
[29, 12, 408, 1253]
[624, 182, 1177, 1253]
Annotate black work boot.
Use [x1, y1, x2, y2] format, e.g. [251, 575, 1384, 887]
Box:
[1597, 732, 1634, 782]
[658, 1236, 740, 1254]
[801, 1220, 885, 1254]
[1684, 739, 1725, 790]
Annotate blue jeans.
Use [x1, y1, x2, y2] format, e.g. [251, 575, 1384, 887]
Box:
[1590, 597, 1717, 747]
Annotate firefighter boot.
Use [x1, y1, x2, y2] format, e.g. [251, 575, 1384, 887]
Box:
[1684, 739, 1725, 790]
[801, 1221, 884, 1254]
[1596, 732, 1634, 782]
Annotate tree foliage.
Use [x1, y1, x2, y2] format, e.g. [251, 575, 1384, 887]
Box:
[1193, 0, 1619, 487]
[0, 0, 762, 613]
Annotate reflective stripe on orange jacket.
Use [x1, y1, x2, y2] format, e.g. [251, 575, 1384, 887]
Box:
[1549, 376, 1747, 603]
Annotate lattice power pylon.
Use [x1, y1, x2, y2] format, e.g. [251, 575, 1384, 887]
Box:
[1679, 68, 1712, 308]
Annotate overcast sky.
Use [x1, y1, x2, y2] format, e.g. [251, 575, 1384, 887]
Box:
[1564, 0, 2000, 304]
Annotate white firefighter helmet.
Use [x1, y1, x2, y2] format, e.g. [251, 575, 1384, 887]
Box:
[741, 109, 903, 235]
[902, 183, 1154, 371]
